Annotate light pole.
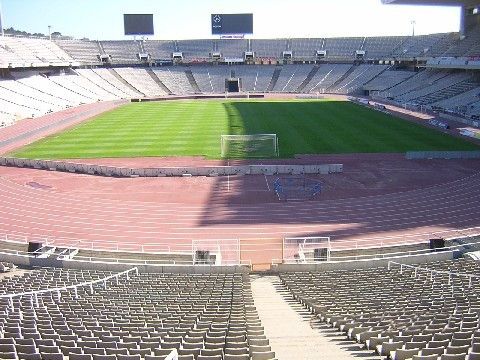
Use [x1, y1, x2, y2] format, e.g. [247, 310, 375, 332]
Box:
[48, 25, 51, 40]
[410, 20, 416, 37]
[0, 1, 4, 37]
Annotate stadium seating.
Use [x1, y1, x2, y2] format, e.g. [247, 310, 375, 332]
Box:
[364, 69, 416, 92]
[142, 40, 176, 60]
[1, 26, 480, 123]
[272, 64, 314, 93]
[153, 67, 196, 95]
[54, 40, 102, 64]
[113, 68, 168, 97]
[0, 36, 73, 66]
[323, 37, 364, 60]
[190, 67, 231, 93]
[101, 41, 142, 63]
[217, 39, 249, 58]
[0, 267, 272, 360]
[279, 258, 480, 360]
[303, 63, 352, 93]
[328, 64, 389, 94]
[232, 65, 276, 92]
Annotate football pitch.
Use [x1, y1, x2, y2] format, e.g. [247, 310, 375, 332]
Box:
[10, 99, 479, 159]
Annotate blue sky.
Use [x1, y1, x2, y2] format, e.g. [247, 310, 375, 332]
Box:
[1, 0, 461, 40]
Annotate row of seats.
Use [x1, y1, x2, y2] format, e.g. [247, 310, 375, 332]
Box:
[280, 258, 480, 360]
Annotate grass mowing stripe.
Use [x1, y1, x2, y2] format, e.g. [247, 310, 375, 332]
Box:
[10, 99, 479, 160]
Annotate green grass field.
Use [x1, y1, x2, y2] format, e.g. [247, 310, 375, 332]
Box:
[10, 99, 479, 159]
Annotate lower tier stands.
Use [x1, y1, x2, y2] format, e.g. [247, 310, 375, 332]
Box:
[280, 258, 480, 360]
[0, 65, 479, 125]
[0, 267, 275, 360]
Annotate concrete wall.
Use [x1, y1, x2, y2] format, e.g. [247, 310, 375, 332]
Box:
[0, 251, 249, 273]
[406, 151, 480, 160]
[0, 157, 343, 178]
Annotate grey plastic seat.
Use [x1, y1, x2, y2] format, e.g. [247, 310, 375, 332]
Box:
[117, 355, 142, 360]
[17, 353, 42, 360]
[440, 354, 469, 360]
[393, 348, 420, 360]
[412, 355, 440, 360]
[92, 355, 117, 360]
[41, 353, 64, 360]
[420, 347, 445, 357]
[197, 355, 222, 360]
[0, 352, 18, 360]
[68, 354, 93, 360]
[251, 351, 276, 360]
[224, 355, 249, 360]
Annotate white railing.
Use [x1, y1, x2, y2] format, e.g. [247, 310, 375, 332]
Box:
[0, 267, 138, 310]
[388, 261, 480, 287]
[272, 235, 480, 265]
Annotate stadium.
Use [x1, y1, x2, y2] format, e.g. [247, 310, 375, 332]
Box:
[0, 0, 480, 359]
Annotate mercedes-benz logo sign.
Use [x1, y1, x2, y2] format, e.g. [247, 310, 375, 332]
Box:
[213, 15, 221, 23]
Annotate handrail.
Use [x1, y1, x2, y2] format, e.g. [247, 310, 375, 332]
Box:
[0, 267, 138, 310]
[272, 237, 480, 265]
[388, 261, 480, 287]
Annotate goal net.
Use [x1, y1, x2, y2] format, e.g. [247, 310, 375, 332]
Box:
[221, 134, 279, 159]
[283, 236, 331, 263]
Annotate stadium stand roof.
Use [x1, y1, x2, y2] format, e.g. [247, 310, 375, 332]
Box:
[382, 0, 479, 6]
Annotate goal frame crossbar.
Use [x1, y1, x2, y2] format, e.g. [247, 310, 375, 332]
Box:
[220, 134, 279, 158]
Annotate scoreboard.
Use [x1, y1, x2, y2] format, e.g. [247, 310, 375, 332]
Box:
[211, 13, 253, 35]
[124, 14, 154, 36]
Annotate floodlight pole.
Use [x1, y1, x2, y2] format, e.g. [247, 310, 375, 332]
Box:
[0, 1, 4, 37]
[410, 20, 416, 37]
[48, 25, 51, 40]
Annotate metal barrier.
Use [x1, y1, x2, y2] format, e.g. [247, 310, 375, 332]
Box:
[388, 260, 480, 287]
[0, 267, 138, 310]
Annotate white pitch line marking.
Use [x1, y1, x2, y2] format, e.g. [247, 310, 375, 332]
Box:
[264, 175, 271, 192]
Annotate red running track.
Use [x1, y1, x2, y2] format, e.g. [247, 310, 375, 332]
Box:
[0, 169, 479, 265]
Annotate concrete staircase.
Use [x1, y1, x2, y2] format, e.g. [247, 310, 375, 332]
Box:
[146, 68, 173, 95]
[325, 64, 355, 93]
[296, 65, 320, 93]
[251, 275, 380, 360]
[185, 69, 202, 93]
[109, 68, 145, 96]
[267, 67, 282, 92]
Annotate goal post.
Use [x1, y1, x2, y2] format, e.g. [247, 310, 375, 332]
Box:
[283, 236, 331, 263]
[220, 134, 279, 159]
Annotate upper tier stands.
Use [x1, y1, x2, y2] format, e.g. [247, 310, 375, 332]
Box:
[0, 37, 74, 67]
[101, 41, 142, 63]
[0, 27, 477, 67]
[54, 40, 102, 64]
[0, 267, 275, 360]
